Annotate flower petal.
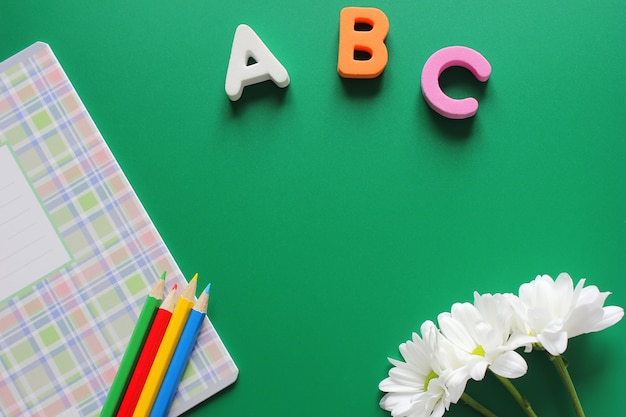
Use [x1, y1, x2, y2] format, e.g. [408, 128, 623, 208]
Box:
[379, 377, 421, 393]
[441, 369, 469, 403]
[507, 333, 537, 350]
[538, 330, 568, 355]
[590, 305, 624, 333]
[379, 392, 412, 412]
[563, 302, 605, 338]
[438, 310, 476, 352]
[468, 360, 488, 381]
[489, 350, 528, 379]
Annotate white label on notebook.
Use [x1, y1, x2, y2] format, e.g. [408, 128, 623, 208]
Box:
[0, 145, 71, 296]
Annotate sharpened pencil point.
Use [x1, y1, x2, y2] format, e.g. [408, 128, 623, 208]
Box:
[160, 271, 167, 281]
[172, 284, 178, 291]
[181, 274, 198, 301]
[204, 283, 211, 295]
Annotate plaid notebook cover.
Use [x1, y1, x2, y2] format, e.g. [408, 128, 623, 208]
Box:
[0, 42, 238, 417]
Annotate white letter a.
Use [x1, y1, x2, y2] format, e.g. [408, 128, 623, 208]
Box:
[225, 24, 290, 101]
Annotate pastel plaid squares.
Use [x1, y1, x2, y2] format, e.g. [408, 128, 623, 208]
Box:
[0, 43, 237, 416]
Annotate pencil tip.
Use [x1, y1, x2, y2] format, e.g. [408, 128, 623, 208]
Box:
[204, 283, 211, 295]
[191, 273, 198, 281]
[172, 284, 178, 291]
[160, 271, 167, 280]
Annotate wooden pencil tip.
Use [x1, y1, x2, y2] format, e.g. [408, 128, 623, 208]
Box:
[181, 274, 198, 300]
[195, 284, 210, 312]
[162, 285, 178, 311]
[149, 273, 167, 298]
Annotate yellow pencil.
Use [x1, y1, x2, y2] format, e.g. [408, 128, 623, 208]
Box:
[131, 273, 198, 417]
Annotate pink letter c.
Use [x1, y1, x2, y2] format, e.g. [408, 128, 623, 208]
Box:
[421, 46, 492, 119]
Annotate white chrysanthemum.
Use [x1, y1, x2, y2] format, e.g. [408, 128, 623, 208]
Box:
[437, 293, 534, 381]
[510, 273, 624, 356]
[379, 321, 470, 417]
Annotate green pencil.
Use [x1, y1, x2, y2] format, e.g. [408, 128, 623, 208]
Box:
[100, 272, 166, 417]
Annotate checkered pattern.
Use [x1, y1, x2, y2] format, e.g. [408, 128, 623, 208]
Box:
[0, 43, 238, 417]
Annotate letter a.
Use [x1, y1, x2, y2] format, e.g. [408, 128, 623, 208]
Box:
[337, 7, 389, 79]
[225, 24, 290, 101]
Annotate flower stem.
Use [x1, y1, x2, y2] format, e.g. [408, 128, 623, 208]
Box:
[549, 354, 585, 417]
[461, 392, 499, 417]
[492, 373, 538, 417]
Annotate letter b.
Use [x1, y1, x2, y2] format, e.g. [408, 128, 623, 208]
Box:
[337, 7, 389, 79]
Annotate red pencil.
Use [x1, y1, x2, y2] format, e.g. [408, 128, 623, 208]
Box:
[116, 285, 178, 417]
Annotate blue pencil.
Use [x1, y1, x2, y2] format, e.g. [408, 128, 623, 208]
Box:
[149, 283, 211, 417]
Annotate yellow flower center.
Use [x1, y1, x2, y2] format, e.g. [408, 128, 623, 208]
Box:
[471, 345, 486, 357]
[424, 370, 438, 391]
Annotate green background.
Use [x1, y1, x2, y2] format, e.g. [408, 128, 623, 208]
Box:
[2, 1, 624, 416]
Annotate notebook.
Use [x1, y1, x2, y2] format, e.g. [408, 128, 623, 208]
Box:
[0, 42, 238, 416]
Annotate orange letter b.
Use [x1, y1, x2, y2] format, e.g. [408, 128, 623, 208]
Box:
[337, 7, 389, 79]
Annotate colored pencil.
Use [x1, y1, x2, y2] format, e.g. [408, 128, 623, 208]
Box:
[101, 272, 166, 417]
[149, 284, 211, 417]
[132, 274, 198, 417]
[116, 285, 178, 417]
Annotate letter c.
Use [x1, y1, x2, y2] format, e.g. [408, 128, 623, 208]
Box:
[421, 46, 491, 119]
